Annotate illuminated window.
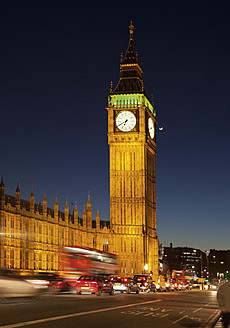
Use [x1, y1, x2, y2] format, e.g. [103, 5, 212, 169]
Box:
[4, 249, 6, 267]
[93, 236, 96, 248]
[103, 239, 109, 252]
[10, 249, 14, 268]
[20, 250, 23, 269]
[39, 253, 42, 270]
[25, 251, 29, 269]
[25, 222, 29, 241]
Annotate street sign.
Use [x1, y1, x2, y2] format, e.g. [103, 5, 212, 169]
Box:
[198, 278, 205, 283]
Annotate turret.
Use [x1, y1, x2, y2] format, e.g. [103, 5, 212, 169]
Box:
[43, 192, 47, 217]
[15, 182, 21, 210]
[74, 202, 78, 224]
[83, 205, 86, 228]
[64, 198, 69, 221]
[0, 176, 5, 209]
[96, 209, 100, 230]
[86, 193, 92, 229]
[30, 185, 35, 212]
[54, 195, 58, 220]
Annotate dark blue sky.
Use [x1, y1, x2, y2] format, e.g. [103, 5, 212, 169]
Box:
[1, 1, 229, 251]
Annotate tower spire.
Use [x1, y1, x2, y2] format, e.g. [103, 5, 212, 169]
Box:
[0, 176, 4, 187]
[30, 184, 34, 196]
[111, 21, 144, 95]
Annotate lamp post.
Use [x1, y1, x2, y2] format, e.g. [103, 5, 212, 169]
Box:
[205, 250, 210, 280]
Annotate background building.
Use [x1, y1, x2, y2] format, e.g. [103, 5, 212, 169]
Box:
[163, 244, 207, 278]
[208, 249, 230, 281]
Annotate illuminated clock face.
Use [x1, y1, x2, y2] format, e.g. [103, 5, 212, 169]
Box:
[148, 117, 155, 139]
[116, 111, 136, 132]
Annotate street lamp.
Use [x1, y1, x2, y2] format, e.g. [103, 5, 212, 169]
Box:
[144, 264, 148, 272]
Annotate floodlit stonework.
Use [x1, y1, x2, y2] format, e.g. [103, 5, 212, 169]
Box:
[107, 22, 158, 280]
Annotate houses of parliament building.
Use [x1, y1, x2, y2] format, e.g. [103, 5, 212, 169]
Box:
[0, 23, 159, 281]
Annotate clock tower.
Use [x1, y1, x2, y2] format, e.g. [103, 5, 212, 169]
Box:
[107, 22, 158, 280]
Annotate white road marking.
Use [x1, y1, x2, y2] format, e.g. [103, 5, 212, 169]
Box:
[162, 308, 173, 312]
[0, 299, 162, 328]
[172, 315, 188, 324]
[193, 307, 203, 313]
[162, 314, 169, 318]
[134, 312, 145, 315]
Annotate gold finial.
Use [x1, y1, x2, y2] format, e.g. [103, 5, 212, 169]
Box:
[129, 20, 134, 37]
[120, 52, 123, 63]
[110, 81, 113, 93]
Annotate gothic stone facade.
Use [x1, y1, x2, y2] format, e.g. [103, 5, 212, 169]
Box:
[0, 181, 110, 274]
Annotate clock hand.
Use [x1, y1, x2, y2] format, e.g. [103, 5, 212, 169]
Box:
[117, 119, 128, 127]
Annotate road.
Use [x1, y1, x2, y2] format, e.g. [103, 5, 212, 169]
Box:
[0, 290, 220, 328]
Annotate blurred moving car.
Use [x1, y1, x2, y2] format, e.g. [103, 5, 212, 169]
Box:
[0, 269, 37, 299]
[123, 277, 140, 294]
[155, 276, 168, 292]
[25, 272, 70, 294]
[155, 279, 167, 292]
[210, 283, 218, 290]
[171, 281, 187, 291]
[165, 281, 174, 291]
[75, 275, 114, 296]
[24, 275, 50, 292]
[133, 275, 156, 293]
[191, 280, 200, 289]
[178, 283, 187, 291]
[172, 281, 180, 291]
[185, 283, 192, 290]
[110, 276, 139, 294]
